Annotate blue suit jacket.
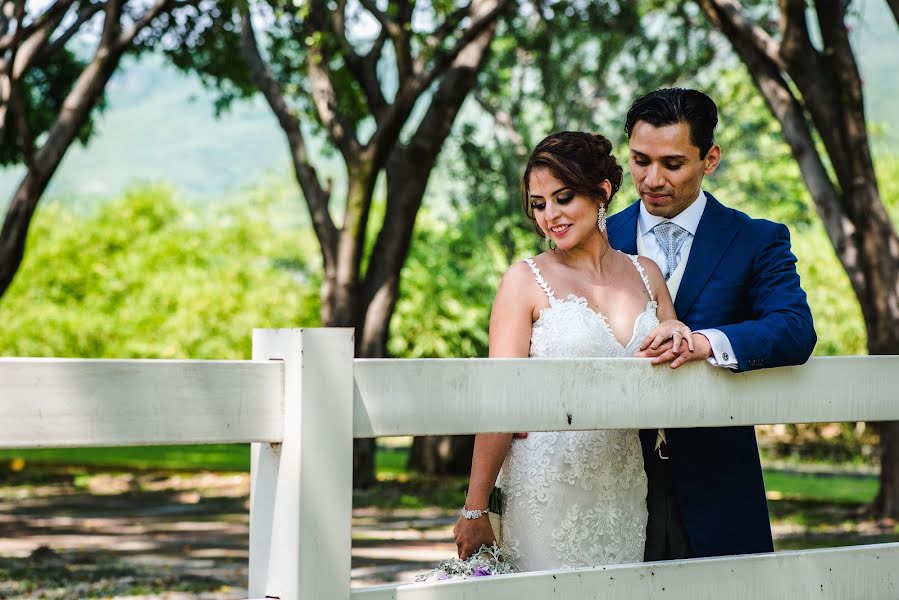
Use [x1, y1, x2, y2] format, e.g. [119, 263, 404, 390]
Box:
[607, 193, 816, 557]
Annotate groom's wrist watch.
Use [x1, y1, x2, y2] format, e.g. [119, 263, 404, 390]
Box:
[461, 506, 489, 519]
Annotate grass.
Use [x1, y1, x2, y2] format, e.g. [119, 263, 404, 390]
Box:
[0, 444, 410, 476]
[0, 444, 251, 471]
[0, 445, 880, 508]
[763, 470, 878, 505]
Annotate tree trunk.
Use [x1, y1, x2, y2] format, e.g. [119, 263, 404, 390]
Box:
[408, 435, 476, 476]
[380, 18, 497, 477]
[875, 421, 899, 519]
[239, 0, 504, 487]
[697, 0, 899, 517]
[0, 172, 48, 297]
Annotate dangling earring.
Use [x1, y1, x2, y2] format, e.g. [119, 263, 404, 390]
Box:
[597, 203, 607, 233]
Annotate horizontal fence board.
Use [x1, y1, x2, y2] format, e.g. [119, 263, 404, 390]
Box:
[353, 356, 899, 437]
[0, 359, 284, 448]
[353, 543, 899, 600]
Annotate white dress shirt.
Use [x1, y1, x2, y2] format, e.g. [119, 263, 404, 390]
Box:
[637, 190, 738, 369]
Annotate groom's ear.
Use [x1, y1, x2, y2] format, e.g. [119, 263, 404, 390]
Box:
[702, 145, 721, 176]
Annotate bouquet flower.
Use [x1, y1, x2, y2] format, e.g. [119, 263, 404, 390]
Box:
[415, 543, 519, 582]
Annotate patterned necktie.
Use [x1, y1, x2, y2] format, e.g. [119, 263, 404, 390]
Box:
[653, 221, 689, 281]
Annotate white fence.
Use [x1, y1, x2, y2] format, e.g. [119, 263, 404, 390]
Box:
[2, 327, 898, 599]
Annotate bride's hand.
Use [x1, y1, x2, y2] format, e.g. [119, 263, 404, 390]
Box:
[453, 514, 497, 559]
[637, 319, 694, 356]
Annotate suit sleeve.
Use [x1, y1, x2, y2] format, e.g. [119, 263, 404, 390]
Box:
[716, 222, 817, 372]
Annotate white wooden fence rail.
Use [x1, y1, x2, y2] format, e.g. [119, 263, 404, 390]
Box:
[1, 328, 898, 600]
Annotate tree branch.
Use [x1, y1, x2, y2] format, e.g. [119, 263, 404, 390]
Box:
[330, 0, 387, 119]
[39, 2, 106, 62]
[426, 5, 469, 52]
[364, 0, 506, 173]
[416, 0, 510, 92]
[776, 0, 853, 194]
[239, 9, 338, 267]
[474, 91, 526, 157]
[8, 79, 34, 166]
[9, 0, 69, 79]
[363, 0, 499, 308]
[307, 2, 361, 161]
[778, 0, 819, 73]
[701, 0, 783, 68]
[886, 0, 899, 28]
[814, 0, 878, 206]
[357, 0, 390, 30]
[0, 0, 76, 53]
[357, 0, 414, 81]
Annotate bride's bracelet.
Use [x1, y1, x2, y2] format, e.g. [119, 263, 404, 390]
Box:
[461, 506, 489, 520]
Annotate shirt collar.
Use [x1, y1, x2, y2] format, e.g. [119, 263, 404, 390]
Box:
[638, 189, 707, 237]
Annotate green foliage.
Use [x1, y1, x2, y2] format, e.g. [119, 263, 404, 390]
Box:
[388, 209, 536, 358]
[0, 185, 321, 359]
[711, 68, 815, 227]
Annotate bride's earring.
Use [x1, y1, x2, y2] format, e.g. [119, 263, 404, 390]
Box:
[597, 203, 607, 233]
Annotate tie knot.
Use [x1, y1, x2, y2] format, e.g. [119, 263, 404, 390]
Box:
[653, 221, 688, 242]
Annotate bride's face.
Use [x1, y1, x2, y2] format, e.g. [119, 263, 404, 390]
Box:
[528, 168, 601, 251]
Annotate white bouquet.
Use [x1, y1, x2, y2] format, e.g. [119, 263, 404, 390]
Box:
[415, 543, 518, 582]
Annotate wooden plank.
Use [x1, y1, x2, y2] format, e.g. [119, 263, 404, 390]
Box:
[353, 356, 899, 437]
[353, 543, 899, 600]
[0, 358, 284, 447]
[249, 329, 355, 600]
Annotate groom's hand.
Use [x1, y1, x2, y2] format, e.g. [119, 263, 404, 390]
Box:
[637, 332, 712, 369]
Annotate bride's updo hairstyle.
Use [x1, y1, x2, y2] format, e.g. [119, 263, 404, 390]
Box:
[521, 131, 623, 236]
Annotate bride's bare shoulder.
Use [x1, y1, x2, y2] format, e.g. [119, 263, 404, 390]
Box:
[495, 256, 547, 303]
[498, 259, 536, 292]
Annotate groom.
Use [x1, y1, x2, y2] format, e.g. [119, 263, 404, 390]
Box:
[607, 88, 817, 560]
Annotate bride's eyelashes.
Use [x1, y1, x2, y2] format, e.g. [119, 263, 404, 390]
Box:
[530, 194, 574, 212]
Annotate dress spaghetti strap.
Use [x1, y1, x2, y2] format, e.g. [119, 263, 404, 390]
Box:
[524, 257, 556, 302]
[628, 255, 655, 303]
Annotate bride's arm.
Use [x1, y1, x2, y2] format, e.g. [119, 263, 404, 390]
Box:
[453, 262, 536, 558]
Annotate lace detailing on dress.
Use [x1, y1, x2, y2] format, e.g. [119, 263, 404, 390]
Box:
[499, 254, 656, 571]
[524, 255, 659, 358]
[629, 255, 655, 303]
[525, 257, 556, 301]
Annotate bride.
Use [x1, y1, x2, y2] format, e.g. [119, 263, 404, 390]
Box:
[453, 132, 692, 571]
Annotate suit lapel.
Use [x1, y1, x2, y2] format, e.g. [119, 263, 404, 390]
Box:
[608, 201, 639, 254]
[674, 193, 739, 318]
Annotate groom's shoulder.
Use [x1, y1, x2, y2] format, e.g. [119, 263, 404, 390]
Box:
[608, 199, 640, 221]
[708, 193, 790, 240]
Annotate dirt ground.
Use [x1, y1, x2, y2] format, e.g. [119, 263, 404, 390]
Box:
[0, 469, 456, 599]
[1, 468, 896, 599]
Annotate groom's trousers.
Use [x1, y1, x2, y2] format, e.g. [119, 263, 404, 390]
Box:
[644, 443, 694, 561]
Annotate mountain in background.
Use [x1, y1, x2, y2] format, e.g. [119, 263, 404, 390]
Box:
[1, 2, 896, 203]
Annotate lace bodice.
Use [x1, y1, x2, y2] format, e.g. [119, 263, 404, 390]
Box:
[498, 253, 657, 571]
[527, 254, 659, 359]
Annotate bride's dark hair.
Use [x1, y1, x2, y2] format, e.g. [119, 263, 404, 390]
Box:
[521, 131, 623, 236]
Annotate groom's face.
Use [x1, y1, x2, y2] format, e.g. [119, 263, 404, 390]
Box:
[628, 121, 720, 219]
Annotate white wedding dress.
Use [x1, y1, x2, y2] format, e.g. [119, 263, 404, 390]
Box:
[498, 253, 656, 571]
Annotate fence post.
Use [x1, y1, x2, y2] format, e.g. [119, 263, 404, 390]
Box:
[250, 328, 354, 599]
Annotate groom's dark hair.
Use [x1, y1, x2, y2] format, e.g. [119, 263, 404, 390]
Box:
[625, 88, 718, 158]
